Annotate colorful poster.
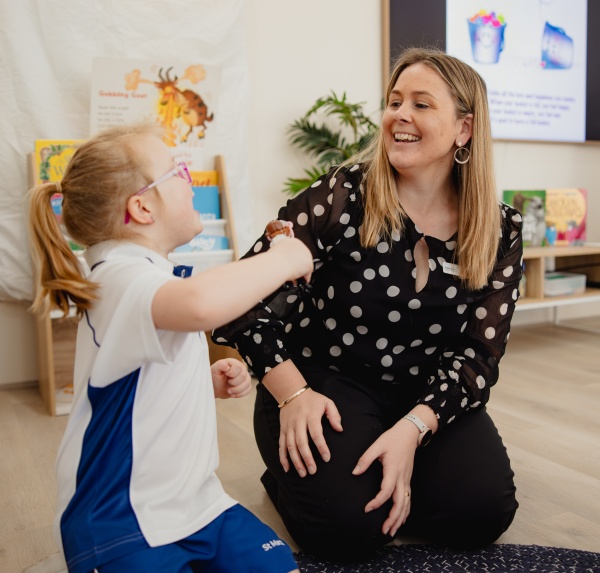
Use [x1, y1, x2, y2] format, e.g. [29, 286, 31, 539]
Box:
[90, 57, 221, 171]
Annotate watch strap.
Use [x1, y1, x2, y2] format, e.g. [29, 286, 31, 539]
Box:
[402, 413, 433, 446]
[402, 413, 428, 432]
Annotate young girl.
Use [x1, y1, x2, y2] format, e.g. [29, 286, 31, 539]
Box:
[28, 124, 312, 573]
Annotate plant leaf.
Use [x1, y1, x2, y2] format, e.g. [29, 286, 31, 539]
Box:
[282, 166, 326, 196]
[287, 118, 346, 164]
[283, 91, 380, 195]
[304, 91, 378, 140]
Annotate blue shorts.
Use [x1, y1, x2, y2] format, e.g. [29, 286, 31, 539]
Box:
[97, 504, 297, 573]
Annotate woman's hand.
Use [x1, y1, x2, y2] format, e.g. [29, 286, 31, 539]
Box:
[352, 419, 420, 537]
[211, 358, 252, 399]
[278, 388, 343, 477]
[261, 360, 342, 477]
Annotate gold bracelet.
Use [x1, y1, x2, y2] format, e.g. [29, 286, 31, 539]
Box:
[278, 385, 309, 409]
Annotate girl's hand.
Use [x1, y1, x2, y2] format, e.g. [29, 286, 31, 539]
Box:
[352, 419, 420, 537]
[278, 388, 343, 477]
[269, 236, 313, 284]
[211, 358, 252, 399]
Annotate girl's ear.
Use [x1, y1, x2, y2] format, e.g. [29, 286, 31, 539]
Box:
[126, 195, 154, 225]
[457, 113, 474, 146]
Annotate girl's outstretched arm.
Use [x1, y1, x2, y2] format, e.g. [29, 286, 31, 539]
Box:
[152, 237, 313, 332]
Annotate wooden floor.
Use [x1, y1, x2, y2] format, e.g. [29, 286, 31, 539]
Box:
[1, 318, 600, 572]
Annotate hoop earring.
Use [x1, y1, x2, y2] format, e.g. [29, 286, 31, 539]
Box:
[454, 145, 470, 165]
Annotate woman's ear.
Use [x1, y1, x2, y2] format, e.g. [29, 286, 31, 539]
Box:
[457, 113, 474, 146]
[126, 195, 155, 225]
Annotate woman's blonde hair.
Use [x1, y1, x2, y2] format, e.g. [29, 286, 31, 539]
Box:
[28, 123, 163, 317]
[345, 47, 500, 290]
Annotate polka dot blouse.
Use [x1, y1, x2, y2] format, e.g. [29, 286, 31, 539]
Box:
[213, 164, 524, 427]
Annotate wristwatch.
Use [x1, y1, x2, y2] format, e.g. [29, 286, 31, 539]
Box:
[402, 414, 433, 447]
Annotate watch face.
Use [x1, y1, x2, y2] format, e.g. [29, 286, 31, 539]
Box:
[420, 429, 433, 447]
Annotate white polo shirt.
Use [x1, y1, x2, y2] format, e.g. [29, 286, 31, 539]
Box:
[54, 241, 235, 572]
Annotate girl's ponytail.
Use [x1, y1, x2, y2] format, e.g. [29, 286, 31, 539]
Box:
[28, 122, 164, 317]
[28, 182, 98, 318]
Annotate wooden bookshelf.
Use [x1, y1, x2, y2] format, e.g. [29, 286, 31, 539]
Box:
[34, 155, 241, 415]
[517, 246, 600, 332]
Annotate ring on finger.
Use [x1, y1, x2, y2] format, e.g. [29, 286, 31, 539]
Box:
[404, 491, 410, 497]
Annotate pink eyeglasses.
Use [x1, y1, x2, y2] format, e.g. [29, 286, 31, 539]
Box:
[124, 162, 192, 224]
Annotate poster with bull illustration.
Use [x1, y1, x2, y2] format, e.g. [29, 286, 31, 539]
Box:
[90, 57, 220, 170]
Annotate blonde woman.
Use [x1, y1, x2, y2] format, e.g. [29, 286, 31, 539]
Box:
[29, 124, 312, 573]
[214, 47, 522, 562]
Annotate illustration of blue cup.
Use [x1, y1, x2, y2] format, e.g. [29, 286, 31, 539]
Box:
[468, 20, 506, 64]
[541, 22, 573, 69]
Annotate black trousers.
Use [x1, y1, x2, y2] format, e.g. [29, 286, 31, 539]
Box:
[254, 365, 518, 562]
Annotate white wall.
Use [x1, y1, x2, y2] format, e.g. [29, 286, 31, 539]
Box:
[1, 0, 599, 385]
[245, 0, 383, 244]
[244, 3, 600, 245]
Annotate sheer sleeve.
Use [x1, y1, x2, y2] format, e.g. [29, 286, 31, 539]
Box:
[212, 164, 363, 378]
[416, 204, 524, 427]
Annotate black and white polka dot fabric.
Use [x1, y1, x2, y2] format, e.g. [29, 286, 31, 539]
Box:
[213, 164, 523, 428]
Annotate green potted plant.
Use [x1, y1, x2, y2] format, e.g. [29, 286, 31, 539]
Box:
[283, 91, 380, 196]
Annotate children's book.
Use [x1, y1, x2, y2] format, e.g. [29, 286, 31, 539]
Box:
[545, 188, 587, 246]
[174, 235, 229, 253]
[55, 383, 74, 416]
[193, 185, 220, 220]
[190, 170, 218, 187]
[174, 219, 228, 253]
[33, 140, 86, 223]
[502, 190, 547, 247]
[34, 140, 85, 184]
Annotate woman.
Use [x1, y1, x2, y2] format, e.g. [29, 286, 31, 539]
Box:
[214, 47, 522, 562]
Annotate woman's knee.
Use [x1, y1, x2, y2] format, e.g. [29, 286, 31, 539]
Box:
[280, 481, 392, 561]
[290, 507, 390, 561]
[411, 491, 518, 548]
[467, 490, 519, 545]
[441, 504, 518, 547]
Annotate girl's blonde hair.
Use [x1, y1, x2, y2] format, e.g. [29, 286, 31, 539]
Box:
[345, 47, 500, 290]
[28, 123, 163, 317]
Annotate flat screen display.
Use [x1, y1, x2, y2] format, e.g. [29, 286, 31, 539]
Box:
[387, 0, 599, 142]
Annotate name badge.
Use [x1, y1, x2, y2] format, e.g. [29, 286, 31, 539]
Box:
[443, 262, 461, 277]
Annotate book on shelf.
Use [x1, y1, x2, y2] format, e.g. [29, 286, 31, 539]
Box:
[193, 185, 220, 220]
[33, 139, 86, 184]
[545, 188, 587, 246]
[190, 170, 218, 187]
[55, 383, 74, 416]
[174, 219, 229, 253]
[502, 190, 547, 247]
[33, 139, 86, 223]
[174, 235, 229, 253]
